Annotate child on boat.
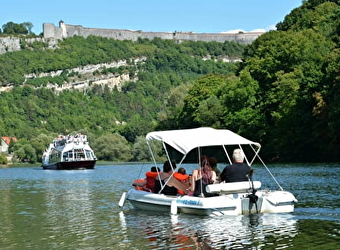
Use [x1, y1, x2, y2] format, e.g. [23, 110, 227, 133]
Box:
[154, 161, 190, 195]
[174, 167, 190, 195]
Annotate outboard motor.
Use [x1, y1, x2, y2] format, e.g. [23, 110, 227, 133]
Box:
[246, 169, 259, 213]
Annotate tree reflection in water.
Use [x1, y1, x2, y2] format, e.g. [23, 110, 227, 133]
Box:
[118, 210, 298, 249]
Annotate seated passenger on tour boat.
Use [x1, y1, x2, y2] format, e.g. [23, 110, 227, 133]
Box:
[154, 161, 190, 196]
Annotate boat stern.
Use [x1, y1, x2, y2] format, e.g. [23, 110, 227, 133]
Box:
[259, 191, 297, 213]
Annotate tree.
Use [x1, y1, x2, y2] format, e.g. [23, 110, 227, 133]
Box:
[92, 133, 132, 161]
[0, 154, 7, 165]
[179, 74, 227, 128]
[2, 21, 31, 35]
[11, 140, 37, 163]
[132, 136, 150, 161]
[195, 96, 224, 128]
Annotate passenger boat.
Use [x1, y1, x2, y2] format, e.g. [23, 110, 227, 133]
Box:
[119, 127, 297, 216]
[42, 133, 97, 170]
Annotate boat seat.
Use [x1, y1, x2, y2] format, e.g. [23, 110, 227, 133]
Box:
[206, 181, 261, 194]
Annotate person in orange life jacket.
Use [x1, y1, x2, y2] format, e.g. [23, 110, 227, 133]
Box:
[154, 160, 190, 195]
[189, 155, 216, 197]
[220, 148, 251, 183]
[174, 167, 190, 195]
[145, 166, 161, 192]
[132, 166, 160, 192]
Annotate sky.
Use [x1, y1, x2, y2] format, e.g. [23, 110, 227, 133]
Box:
[1, 0, 303, 35]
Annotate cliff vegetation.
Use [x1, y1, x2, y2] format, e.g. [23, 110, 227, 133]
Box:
[1, 0, 340, 163]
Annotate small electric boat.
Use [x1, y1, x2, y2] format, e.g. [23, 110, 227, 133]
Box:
[119, 127, 297, 216]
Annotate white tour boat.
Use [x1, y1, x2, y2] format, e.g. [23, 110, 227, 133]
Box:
[42, 133, 97, 170]
[119, 127, 297, 216]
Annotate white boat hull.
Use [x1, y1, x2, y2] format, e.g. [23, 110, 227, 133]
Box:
[126, 188, 297, 216]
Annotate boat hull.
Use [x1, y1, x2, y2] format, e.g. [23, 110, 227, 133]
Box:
[42, 160, 96, 170]
[126, 188, 297, 216]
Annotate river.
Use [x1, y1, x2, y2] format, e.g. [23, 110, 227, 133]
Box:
[0, 163, 339, 249]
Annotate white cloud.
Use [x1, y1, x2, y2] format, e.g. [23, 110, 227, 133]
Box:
[266, 24, 277, 31]
[250, 29, 266, 33]
[221, 29, 245, 34]
[221, 28, 266, 34]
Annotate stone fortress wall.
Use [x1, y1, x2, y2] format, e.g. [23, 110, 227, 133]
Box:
[44, 21, 264, 44]
[0, 21, 264, 54]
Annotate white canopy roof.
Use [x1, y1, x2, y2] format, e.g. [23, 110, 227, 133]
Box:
[146, 127, 261, 155]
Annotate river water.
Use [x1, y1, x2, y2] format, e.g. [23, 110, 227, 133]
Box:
[0, 163, 339, 249]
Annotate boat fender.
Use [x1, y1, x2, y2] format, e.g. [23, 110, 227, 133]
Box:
[118, 192, 127, 208]
[171, 200, 178, 214]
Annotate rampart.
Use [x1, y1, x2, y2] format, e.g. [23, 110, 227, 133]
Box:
[43, 21, 264, 44]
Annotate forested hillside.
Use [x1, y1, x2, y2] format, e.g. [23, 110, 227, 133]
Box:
[1, 0, 340, 163]
[167, 0, 340, 162]
[0, 33, 243, 163]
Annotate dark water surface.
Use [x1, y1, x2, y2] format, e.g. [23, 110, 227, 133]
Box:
[0, 163, 339, 249]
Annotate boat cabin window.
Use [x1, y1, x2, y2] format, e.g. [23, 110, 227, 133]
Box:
[49, 149, 61, 164]
[85, 150, 94, 159]
[74, 149, 85, 160]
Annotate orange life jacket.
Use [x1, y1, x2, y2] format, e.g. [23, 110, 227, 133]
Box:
[145, 171, 158, 192]
[174, 172, 190, 195]
[133, 178, 145, 191]
[174, 172, 189, 181]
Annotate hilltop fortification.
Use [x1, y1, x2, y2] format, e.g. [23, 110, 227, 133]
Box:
[43, 21, 264, 44]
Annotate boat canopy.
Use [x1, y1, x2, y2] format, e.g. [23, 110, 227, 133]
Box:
[146, 127, 261, 165]
[146, 127, 260, 155]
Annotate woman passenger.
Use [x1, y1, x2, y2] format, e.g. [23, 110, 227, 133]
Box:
[189, 155, 216, 197]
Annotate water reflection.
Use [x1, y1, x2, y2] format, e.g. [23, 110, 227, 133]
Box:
[41, 170, 97, 246]
[119, 210, 298, 249]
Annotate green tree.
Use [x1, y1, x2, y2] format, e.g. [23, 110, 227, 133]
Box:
[12, 140, 37, 163]
[195, 96, 224, 128]
[132, 136, 150, 161]
[0, 154, 7, 165]
[92, 133, 132, 161]
[2, 21, 30, 35]
[179, 74, 227, 128]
